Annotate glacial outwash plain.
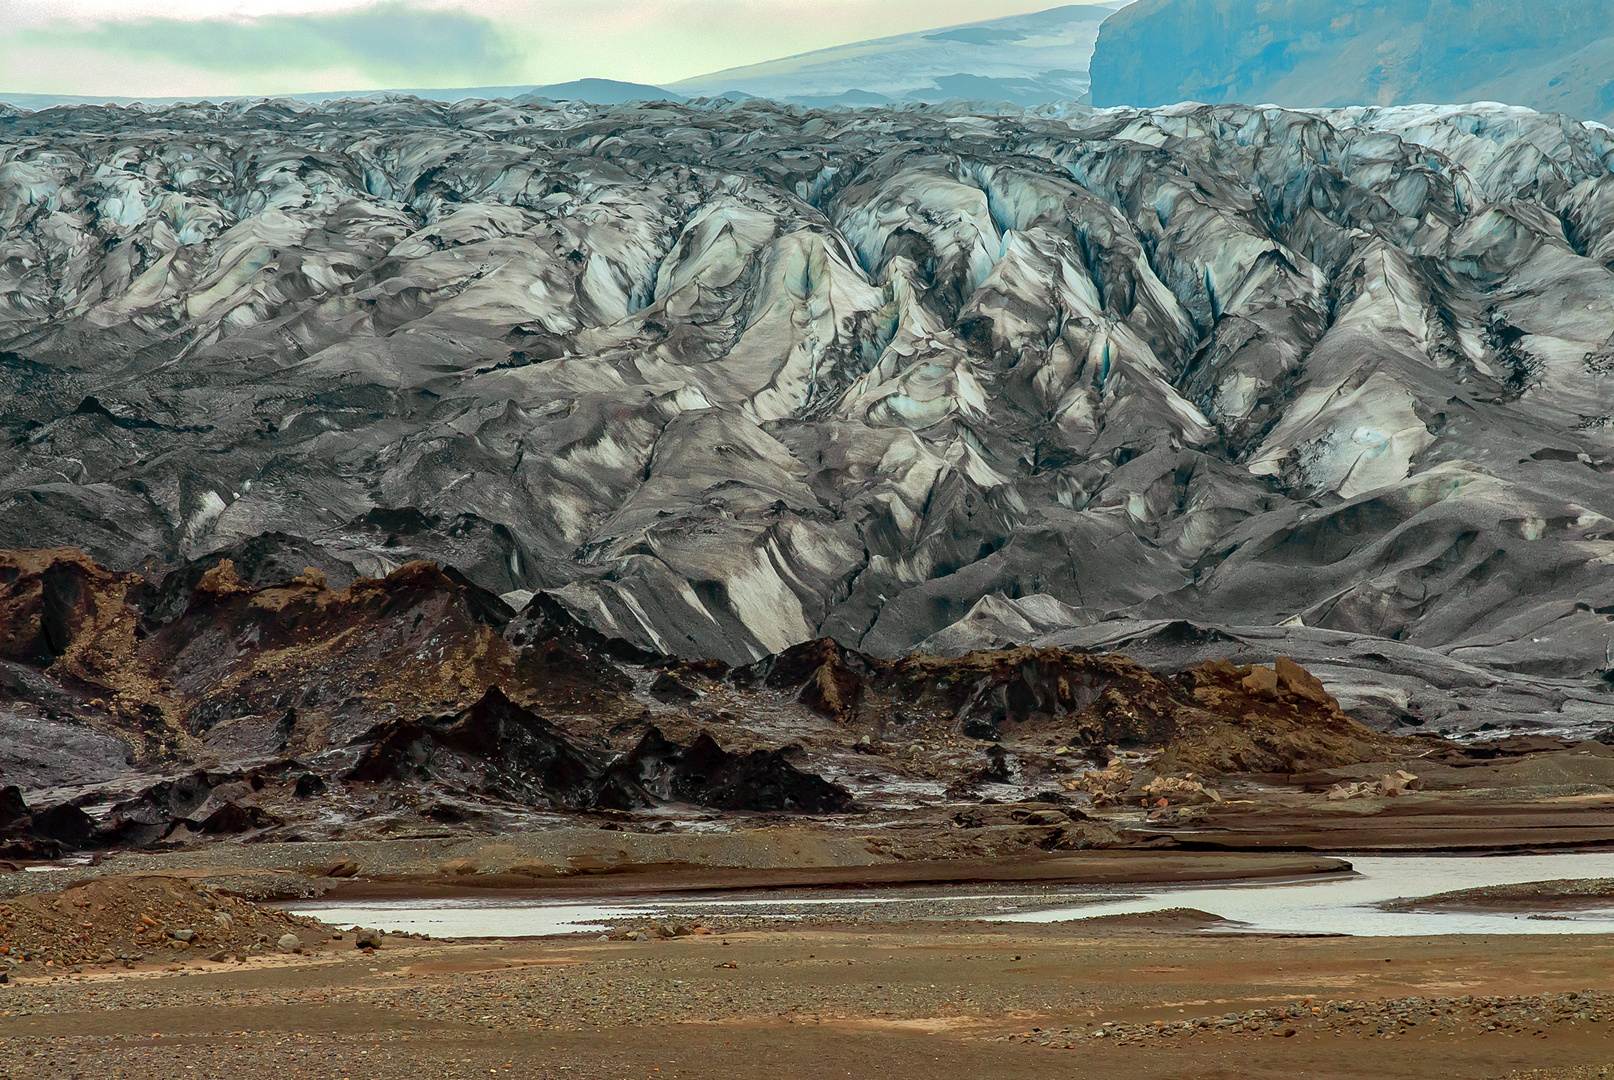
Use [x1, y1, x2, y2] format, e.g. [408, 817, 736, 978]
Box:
[3, 94, 1614, 1078]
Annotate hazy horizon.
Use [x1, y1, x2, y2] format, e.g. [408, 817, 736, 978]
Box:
[0, 1, 1113, 99]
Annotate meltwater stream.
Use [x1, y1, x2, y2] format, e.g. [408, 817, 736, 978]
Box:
[290, 853, 1614, 939]
[993, 853, 1614, 936]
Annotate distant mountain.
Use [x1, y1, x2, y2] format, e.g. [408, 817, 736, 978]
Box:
[0, 79, 678, 111]
[515, 80, 683, 105]
[0, 92, 161, 110]
[1091, 0, 1614, 125]
[672, 3, 1127, 107]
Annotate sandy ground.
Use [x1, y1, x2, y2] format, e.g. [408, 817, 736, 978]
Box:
[4, 915, 1614, 1079]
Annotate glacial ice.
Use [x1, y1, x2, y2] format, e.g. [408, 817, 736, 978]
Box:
[0, 95, 1613, 736]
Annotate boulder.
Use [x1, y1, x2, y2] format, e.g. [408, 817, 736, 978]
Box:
[1275, 657, 1337, 708]
[1241, 665, 1280, 697]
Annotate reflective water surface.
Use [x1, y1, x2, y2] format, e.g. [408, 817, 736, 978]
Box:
[291, 852, 1614, 939]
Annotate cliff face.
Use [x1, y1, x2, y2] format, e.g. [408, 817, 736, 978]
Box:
[1090, 0, 1614, 124]
[2, 96, 1614, 706]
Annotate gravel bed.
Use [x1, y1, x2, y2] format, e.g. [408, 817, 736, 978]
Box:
[1003, 990, 1614, 1047]
[0, 942, 1095, 1032]
[603, 885, 1125, 929]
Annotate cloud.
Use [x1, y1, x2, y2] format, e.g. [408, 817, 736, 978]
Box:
[0, 1, 1087, 96]
[16, 2, 525, 82]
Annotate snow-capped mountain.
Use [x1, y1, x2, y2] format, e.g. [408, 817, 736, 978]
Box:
[671, 4, 1128, 107]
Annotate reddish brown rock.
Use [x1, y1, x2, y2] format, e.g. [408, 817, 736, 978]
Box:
[1276, 655, 1338, 708]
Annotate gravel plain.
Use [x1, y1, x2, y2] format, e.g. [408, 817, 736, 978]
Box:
[4, 916, 1614, 1079]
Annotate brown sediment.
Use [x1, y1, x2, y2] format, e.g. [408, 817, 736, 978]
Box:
[1135, 793, 1614, 852]
[1381, 877, 1614, 913]
[311, 850, 1352, 902]
[1061, 907, 1236, 931]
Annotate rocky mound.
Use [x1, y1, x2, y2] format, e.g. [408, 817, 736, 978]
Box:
[755, 638, 1407, 772]
[1381, 878, 1614, 912]
[0, 785, 96, 860]
[96, 768, 288, 848]
[0, 875, 333, 971]
[0, 542, 1428, 849]
[1151, 657, 1407, 774]
[0, 546, 532, 761]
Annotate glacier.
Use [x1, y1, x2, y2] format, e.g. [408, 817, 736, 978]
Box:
[2, 94, 1614, 736]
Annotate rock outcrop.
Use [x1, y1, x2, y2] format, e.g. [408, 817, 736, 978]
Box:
[755, 639, 1406, 771]
[345, 686, 609, 808]
[0, 544, 1419, 848]
[595, 726, 856, 814]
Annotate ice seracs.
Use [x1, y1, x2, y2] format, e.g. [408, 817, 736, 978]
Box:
[0, 96, 1612, 739]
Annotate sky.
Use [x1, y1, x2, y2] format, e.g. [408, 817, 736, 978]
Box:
[0, 0, 1101, 98]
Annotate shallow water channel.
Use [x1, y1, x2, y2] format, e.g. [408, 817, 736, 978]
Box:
[291, 852, 1614, 939]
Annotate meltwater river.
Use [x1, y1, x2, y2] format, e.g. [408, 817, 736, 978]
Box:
[291, 852, 1614, 939]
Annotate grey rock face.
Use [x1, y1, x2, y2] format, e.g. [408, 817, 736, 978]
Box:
[0, 713, 136, 791]
[1091, 0, 1614, 125]
[2, 96, 1613, 720]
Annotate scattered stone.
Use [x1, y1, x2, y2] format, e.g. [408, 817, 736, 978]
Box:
[1063, 761, 1135, 806]
[1015, 990, 1614, 1049]
[1142, 775, 1221, 806]
[1381, 770, 1420, 796]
